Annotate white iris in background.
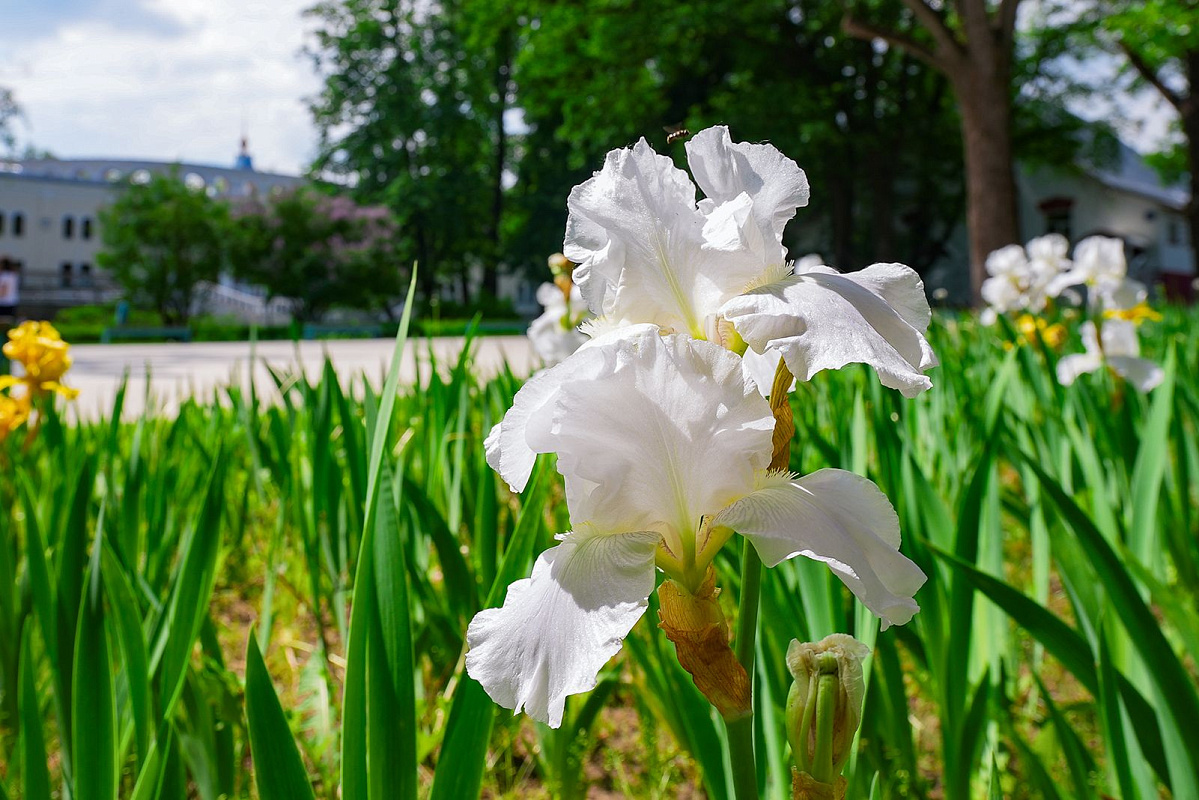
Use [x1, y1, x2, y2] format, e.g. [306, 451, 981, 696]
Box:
[1047, 235, 1145, 311]
[527, 282, 589, 366]
[1056, 318, 1163, 392]
[566, 126, 937, 398]
[979, 234, 1069, 323]
[468, 330, 926, 726]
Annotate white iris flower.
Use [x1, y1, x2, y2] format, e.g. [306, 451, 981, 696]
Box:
[980, 234, 1070, 323]
[1047, 235, 1146, 311]
[1056, 318, 1163, 392]
[468, 330, 927, 727]
[565, 126, 937, 398]
[527, 281, 589, 366]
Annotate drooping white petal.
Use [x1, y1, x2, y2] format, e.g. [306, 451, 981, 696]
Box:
[564, 138, 762, 337]
[685, 126, 809, 267]
[1108, 356, 1164, 392]
[465, 527, 660, 728]
[1097, 277, 1147, 311]
[1101, 318, 1162, 391]
[532, 333, 775, 546]
[721, 263, 936, 398]
[1055, 321, 1102, 386]
[714, 470, 926, 628]
[1055, 352, 1103, 386]
[1099, 317, 1140, 358]
[485, 325, 659, 492]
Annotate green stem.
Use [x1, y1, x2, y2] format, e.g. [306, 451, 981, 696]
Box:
[726, 540, 763, 800]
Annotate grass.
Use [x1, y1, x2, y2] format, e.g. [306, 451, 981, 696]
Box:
[0, 304, 1196, 799]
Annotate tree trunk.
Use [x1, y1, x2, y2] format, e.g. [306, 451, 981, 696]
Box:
[956, 72, 1019, 304]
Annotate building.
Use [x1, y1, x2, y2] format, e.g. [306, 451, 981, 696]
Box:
[925, 141, 1195, 302]
[0, 139, 306, 317]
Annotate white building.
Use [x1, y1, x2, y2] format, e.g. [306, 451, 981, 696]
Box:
[0, 141, 306, 317]
[926, 142, 1194, 302]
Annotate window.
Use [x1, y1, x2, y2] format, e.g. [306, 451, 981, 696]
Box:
[12, 213, 23, 237]
[82, 218, 93, 240]
[1039, 196, 1073, 241]
[61, 262, 73, 288]
[63, 216, 74, 239]
[1168, 218, 1182, 246]
[79, 263, 93, 287]
[0, 211, 5, 236]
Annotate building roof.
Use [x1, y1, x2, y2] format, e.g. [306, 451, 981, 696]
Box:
[1085, 142, 1188, 212]
[0, 157, 306, 199]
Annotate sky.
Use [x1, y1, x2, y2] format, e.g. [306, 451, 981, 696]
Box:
[0, 0, 323, 175]
[0, 0, 1183, 179]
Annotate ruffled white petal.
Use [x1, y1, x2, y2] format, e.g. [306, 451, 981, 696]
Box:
[985, 244, 1028, 277]
[485, 326, 653, 492]
[535, 333, 774, 545]
[721, 263, 936, 398]
[465, 527, 660, 727]
[685, 125, 809, 267]
[564, 138, 762, 336]
[715, 470, 926, 628]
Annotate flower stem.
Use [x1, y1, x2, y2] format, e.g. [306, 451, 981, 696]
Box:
[726, 540, 763, 800]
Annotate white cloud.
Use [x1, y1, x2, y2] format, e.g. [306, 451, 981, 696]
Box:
[0, 0, 322, 175]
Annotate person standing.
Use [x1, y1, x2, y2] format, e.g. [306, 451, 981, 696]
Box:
[0, 258, 19, 320]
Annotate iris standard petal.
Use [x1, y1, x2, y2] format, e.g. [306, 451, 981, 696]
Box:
[685, 125, 809, 267]
[721, 264, 935, 398]
[715, 469, 926, 628]
[465, 527, 660, 728]
[564, 138, 760, 337]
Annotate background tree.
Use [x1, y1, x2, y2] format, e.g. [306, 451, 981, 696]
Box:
[97, 172, 229, 324]
[1100, 1, 1199, 278]
[0, 87, 20, 155]
[230, 189, 405, 322]
[843, 0, 1025, 301]
[513, 0, 966, 274]
[306, 0, 503, 305]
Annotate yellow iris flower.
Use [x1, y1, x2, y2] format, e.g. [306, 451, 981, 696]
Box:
[1103, 302, 1162, 325]
[1, 320, 80, 399]
[0, 391, 28, 442]
[1014, 313, 1067, 350]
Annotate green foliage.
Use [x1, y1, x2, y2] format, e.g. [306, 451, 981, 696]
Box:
[228, 189, 407, 322]
[2, 305, 1198, 798]
[96, 171, 231, 324]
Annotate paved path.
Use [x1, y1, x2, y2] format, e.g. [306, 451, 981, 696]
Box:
[63, 336, 536, 419]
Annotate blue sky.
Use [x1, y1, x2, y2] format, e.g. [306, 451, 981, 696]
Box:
[0, 1, 1181, 178]
[0, 0, 321, 175]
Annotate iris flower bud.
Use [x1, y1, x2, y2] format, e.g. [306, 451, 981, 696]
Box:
[784, 634, 870, 797]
